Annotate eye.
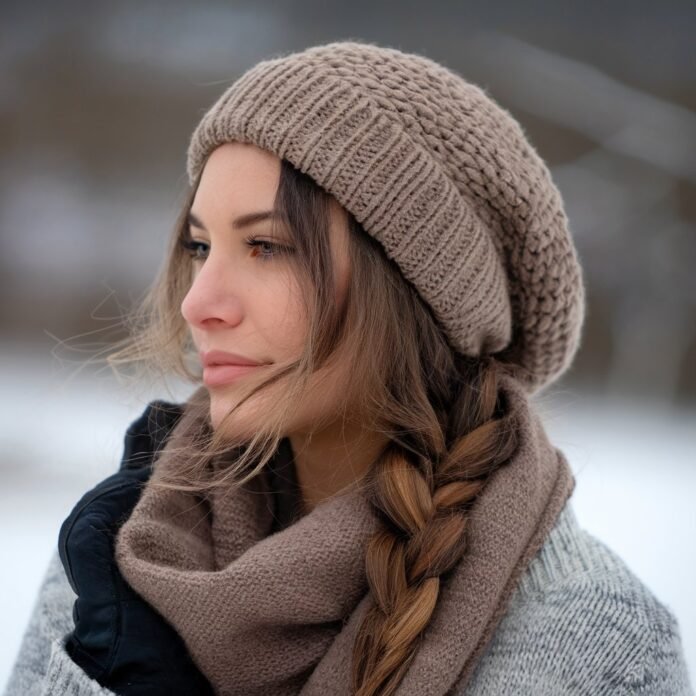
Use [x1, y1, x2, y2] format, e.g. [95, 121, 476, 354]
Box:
[244, 235, 295, 261]
[179, 237, 209, 261]
[177, 233, 295, 263]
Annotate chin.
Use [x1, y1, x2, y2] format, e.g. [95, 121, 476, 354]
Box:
[202, 389, 226, 424]
[208, 396, 234, 432]
[207, 394, 257, 440]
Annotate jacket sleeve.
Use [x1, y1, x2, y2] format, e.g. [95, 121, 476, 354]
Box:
[3, 548, 116, 696]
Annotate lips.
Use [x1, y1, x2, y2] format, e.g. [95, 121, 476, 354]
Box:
[203, 363, 262, 387]
[199, 349, 267, 387]
[200, 349, 264, 368]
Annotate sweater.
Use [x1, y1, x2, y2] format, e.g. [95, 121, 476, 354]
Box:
[3, 399, 693, 696]
[4, 499, 693, 695]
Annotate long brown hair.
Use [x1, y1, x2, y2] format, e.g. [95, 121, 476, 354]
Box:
[106, 154, 521, 695]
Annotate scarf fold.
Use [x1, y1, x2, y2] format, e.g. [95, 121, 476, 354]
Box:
[114, 372, 575, 696]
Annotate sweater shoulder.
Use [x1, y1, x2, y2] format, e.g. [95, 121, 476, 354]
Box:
[3, 549, 116, 696]
[463, 501, 694, 695]
[516, 500, 653, 595]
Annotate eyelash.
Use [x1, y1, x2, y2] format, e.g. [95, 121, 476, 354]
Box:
[178, 234, 294, 262]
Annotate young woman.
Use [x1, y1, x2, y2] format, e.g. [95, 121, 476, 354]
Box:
[6, 41, 693, 696]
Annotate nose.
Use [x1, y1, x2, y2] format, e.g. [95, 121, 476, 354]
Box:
[180, 255, 243, 330]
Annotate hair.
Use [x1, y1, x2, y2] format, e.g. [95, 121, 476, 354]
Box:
[105, 153, 522, 696]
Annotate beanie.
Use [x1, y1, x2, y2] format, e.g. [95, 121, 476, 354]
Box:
[186, 40, 586, 395]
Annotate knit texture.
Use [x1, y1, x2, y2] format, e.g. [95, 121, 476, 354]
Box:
[5, 503, 694, 695]
[110, 372, 574, 695]
[186, 41, 586, 395]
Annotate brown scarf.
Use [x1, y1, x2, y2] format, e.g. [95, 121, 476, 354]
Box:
[114, 372, 575, 695]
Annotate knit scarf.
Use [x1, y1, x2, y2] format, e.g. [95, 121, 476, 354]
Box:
[114, 372, 575, 696]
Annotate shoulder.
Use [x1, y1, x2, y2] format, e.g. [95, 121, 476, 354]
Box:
[118, 399, 186, 471]
[464, 501, 694, 695]
[5, 549, 117, 695]
[3, 549, 103, 695]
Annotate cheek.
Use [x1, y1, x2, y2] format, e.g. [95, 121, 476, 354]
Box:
[292, 356, 353, 425]
[255, 282, 307, 358]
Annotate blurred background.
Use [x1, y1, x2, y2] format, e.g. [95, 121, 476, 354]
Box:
[1, 0, 694, 688]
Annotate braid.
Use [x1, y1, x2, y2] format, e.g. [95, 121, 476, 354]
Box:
[352, 356, 520, 696]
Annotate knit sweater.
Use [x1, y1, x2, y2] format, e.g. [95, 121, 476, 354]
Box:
[4, 498, 693, 695]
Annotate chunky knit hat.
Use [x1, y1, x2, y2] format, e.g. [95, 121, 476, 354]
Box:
[186, 40, 586, 395]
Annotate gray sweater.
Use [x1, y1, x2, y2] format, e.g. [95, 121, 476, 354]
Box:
[3, 501, 693, 695]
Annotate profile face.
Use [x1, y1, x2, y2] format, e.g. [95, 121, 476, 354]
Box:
[180, 141, 352, 436]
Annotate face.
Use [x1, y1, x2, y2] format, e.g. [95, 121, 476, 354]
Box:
[180, 141, 352, 436]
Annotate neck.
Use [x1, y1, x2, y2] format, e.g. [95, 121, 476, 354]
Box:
[288, 419, 389, 514]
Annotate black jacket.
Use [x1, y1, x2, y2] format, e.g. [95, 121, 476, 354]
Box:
[119, 399, 185, 472]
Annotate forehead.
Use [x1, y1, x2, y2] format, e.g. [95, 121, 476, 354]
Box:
[194, 142, 282, 211]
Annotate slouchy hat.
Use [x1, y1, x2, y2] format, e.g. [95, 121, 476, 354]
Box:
[186, 40, 586, 395]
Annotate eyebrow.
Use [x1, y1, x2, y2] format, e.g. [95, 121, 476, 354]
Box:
[186, 209, 280, 231]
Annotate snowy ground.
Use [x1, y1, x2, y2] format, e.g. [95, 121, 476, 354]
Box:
[1, 342, 694, 690]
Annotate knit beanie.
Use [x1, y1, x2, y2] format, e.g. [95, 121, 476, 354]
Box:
[186, 40, 586, 395]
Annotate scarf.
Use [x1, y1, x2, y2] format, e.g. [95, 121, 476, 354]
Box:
[114, 372, 575, 695]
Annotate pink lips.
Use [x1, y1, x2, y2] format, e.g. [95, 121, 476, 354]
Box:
[203, 363, 262, 387]
[199, 350, 267, 387]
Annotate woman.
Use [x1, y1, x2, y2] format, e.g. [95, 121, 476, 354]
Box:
[6, 41, 693, 696]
